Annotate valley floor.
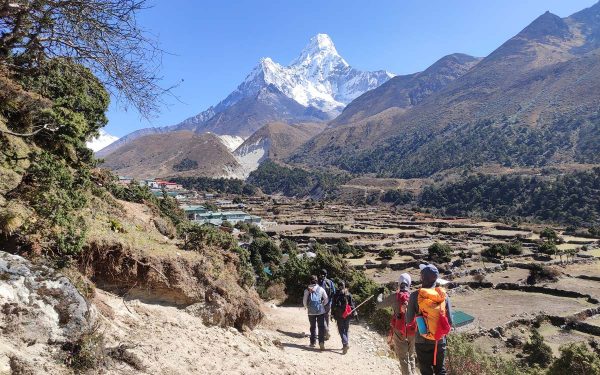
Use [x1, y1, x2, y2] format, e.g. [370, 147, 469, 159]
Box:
[96, 290, 399, 374]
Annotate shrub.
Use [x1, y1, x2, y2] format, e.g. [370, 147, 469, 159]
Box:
[262, 282, 287, 302]
[446, 334, 527, 375]
[351, 246, 365, 258]
[63, 327, 106, 371]
[249, 237, 282, 267]
[526, 265, 561, 284]
[183, 223, 236, 251]
[109, 218, 125, 233]
[548, 343, 600, 375]
[508, 241, 523, 255]
[379, 248, 395, 259]
[482, 243, 509, 259]
[232, 246, 254, 288]
[280, 239, 298, 254]
[153, 217, 176, 238]
[540, 228, 559, 242]
[334, 239, 354, 257]
[428, 242, 453, 263]
[522, 330, 553, 368]
[537, 241, 557, 256]
[370, 307, 393, 334]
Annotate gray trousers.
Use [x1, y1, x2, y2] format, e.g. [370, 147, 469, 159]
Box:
[393, 332, 417, 375]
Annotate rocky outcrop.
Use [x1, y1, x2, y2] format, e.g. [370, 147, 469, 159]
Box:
[0, 251, 95, 373]
[0, 251, 93, 343]
[80, 240, 264, 330]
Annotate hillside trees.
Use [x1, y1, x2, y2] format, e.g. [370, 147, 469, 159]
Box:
[0, 0, 164, 116]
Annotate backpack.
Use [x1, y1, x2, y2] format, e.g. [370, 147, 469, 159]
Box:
[332, 292, 352, 319]
[321, 278, 335, 301]
[390, 291, 416, 336]
[307, 286, 325, 315]
[417, 287, 452, 365]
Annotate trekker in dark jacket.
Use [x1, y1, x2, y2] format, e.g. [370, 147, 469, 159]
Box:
[318, 269, 335, 340]
[331, 281, 357, 354]
[406, 264, 453, 375]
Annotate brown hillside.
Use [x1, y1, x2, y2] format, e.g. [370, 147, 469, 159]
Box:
[101, 131, 241, 179]
[330, 53, 481, 127]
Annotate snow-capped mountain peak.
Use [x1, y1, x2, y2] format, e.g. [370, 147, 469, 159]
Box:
[234, 33, 395, 115]
[291, 33, 348, 68]
[87, 129, 119, 152]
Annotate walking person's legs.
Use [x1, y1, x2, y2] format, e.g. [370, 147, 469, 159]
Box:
[323, 308, 330, 340]
[432, 342, 447, 375]
[308, 315, 317, 346]
[415, 343, 435, 375]
[408, 334, 418, 375]
[317, 313, 326, 349]
[393, 333, 413, 375]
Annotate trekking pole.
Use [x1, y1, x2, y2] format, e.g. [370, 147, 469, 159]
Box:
[348, 293, 375, 315]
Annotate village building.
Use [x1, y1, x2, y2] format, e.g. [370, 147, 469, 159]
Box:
[181, 205, 262, 226]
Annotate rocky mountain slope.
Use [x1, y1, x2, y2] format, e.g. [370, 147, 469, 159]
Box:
[235, 122, 325, 178]
[98, 33, 392, 157]
[101, 131, 243, 178]
[291, 2, 600, 178]
[329, 53, 481, 127]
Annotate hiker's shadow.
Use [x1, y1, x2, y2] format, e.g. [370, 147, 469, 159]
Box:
[276, 329, 306, 339]
[280, 342, 342, 354]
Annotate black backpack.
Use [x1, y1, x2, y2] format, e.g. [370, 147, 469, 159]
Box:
[332, 292, 349, 318]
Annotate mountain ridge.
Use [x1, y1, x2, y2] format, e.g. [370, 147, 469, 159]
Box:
[98, 33, 392, 157]
[290, 4, 600, 178]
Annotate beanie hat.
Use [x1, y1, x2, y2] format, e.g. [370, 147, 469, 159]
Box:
[419, 264, 439, 288]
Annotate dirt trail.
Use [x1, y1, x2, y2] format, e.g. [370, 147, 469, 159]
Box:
[97, 290, 399, 374]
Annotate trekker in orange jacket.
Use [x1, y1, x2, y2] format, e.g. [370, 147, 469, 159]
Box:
[406, 264, 453, 375]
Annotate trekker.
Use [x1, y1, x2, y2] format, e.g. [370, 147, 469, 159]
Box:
[331, 281, 357, 354]
[303, 275, 329, 350]
[377, 273, 417, 375]
[406, 264, 453, 375]
[318, 269, 335, 340]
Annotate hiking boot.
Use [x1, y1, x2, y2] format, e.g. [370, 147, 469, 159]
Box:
[324, 332, 330, 341]
[342, 345, 349, 354]
[309, 343, 316, 348]
[319, 342, 325, 351]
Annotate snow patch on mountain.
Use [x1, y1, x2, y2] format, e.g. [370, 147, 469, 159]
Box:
[233, 138, 269, 179]
[87, 130, 119, 152]
[216, 134, 246, 152]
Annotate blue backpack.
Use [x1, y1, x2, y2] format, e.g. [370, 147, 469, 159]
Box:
[307, 287, 324, 315]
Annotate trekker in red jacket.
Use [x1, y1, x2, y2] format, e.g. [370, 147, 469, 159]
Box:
[377, 273, 417, 375]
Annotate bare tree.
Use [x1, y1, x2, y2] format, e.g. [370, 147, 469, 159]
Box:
[0, 0, 165, 117]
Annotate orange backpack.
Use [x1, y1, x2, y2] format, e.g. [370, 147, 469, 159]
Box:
[417, 287, 451, 365]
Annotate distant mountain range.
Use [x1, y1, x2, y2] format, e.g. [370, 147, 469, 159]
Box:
[291, 2, 600, 178]
[101, 2, 600, 182]
[97, 34, 392, 159]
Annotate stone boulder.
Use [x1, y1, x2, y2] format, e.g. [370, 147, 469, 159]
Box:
[0, 251, 94, 345]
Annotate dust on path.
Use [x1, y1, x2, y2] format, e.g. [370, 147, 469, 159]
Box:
[97, 290, 400, 374]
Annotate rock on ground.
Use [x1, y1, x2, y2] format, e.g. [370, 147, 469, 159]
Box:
[0, 251, 94, 374]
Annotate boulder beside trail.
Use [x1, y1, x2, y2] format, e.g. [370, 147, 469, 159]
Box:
[0, 251, 94, 373]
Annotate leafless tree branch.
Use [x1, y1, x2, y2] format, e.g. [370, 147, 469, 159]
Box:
[0, 0, 166, 117]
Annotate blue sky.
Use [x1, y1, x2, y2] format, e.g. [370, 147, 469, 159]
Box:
[105, 0, 598, 137]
